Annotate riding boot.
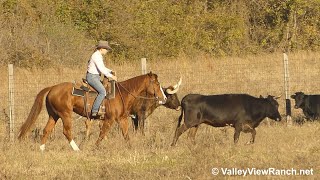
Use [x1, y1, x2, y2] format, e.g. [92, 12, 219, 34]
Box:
[91, 112, 99, 119]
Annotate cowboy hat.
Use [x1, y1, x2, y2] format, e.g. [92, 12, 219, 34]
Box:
[97, 40, 112, 50]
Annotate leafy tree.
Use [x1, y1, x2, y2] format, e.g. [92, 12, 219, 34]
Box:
[0, 0, 319, 67]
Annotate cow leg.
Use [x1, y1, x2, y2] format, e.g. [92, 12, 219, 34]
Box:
[132, 117, 138, 133]
[119, 117, 130, 141]
[171, 124, 189, 146]
[139, 115, 146, 136]
[136, 111, 146, 136]
[187, 125, 199, 145]
[233, 127, 241, 144]
[95, 119, 115, 146]
[241, 124, 255, 144]
[248, 128, 256, 144]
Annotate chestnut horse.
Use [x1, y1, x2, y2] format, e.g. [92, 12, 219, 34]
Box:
[18, 72, 167, 151]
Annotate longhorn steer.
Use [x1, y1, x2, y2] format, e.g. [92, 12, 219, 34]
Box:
[131, 78, 182, 135]
[171, 94, 281, 146]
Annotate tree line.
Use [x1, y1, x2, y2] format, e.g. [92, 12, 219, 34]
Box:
[0, 0, 319, 68]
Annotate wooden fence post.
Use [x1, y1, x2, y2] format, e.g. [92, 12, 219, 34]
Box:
[283, 53, 292, 126]
[141, 58, 147, 75]
[8, 64, 15, 141]
[140, 58, 149, 133]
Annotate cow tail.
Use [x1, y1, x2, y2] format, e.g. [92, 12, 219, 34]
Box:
[18, 86, 52, 140]
[177, 107, 184, 127]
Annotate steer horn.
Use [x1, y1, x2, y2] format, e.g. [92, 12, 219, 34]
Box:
[275, 94, 282, 99]
[166, 77, 182, 94]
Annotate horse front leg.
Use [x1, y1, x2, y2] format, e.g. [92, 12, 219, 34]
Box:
[96, 119, 115, 146]
[60, 113, 80, 151]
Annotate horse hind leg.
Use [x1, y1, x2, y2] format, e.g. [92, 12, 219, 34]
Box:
[40, 115, 58, 151]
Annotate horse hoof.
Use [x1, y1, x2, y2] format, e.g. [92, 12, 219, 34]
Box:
[245, 141, 253, 145]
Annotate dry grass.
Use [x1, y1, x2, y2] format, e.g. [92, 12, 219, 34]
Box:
[0, 52, 320, 179]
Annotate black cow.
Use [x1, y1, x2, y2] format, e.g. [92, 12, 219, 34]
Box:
[291, 92, 320, 120]
[171, 94, 281, 146]
[131, 78, 182, 135]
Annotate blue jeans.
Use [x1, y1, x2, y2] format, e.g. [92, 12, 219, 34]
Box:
[86, 73, 107, 113]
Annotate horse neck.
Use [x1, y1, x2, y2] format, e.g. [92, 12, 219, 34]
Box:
[118, 75, 148, 99]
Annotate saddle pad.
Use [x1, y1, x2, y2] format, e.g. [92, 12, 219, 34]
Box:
[72, 87, 85, 97]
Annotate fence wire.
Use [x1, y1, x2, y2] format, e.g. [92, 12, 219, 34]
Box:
[1, 54, 319, 141]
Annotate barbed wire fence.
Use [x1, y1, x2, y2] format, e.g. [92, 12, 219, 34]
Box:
[1, 54, 319, 142]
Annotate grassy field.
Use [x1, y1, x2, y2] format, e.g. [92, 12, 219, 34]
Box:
[0, 52, 319, 179]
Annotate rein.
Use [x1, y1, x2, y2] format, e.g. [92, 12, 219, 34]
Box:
[114, 77, 160, 118]
[115, 82, 128, 116]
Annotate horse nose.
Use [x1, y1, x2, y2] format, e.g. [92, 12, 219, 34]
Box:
[159, 86, 167, 104]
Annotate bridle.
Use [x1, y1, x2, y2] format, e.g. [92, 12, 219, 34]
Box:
[114, 75, 166, 117]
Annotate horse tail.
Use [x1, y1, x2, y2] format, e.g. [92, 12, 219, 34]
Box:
[18, 86, 52, 140]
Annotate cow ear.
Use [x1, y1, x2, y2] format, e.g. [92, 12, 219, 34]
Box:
[290, 95, 295, 99]
[297, 92, 304, 96]
[267, 95, 277, 101]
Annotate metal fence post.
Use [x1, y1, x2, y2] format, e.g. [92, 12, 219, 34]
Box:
[8, 64, 15, 141]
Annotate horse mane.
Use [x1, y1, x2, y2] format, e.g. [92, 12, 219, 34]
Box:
[121, 72, 156, 83]
[118, 72, 157, 90]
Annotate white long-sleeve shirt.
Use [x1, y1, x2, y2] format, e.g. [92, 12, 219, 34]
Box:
[87, 50, 113, 78]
